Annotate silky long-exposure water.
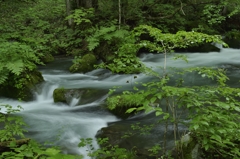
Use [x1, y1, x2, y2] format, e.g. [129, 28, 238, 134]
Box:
[0, 47, 240, 158]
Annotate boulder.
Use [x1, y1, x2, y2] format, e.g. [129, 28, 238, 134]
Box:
[53, 88, 108, 105]
[0, 70, 44, 101]
[69, 53, 97, 73]
[40, 53, 54, 63]
[106, 94, 144, 119]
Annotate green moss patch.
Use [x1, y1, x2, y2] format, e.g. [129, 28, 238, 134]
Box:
[106, 93, 145, 119]
[69, 53, 97, 73]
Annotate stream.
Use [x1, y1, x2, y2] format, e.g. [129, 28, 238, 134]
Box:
[0, 47, 240, 158]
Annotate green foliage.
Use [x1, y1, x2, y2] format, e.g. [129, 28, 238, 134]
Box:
[1, 0, 240, 158]
[78, 138, 135, 159]
[0, 105, 134, 159]
[0, 0, 66, 55]
[86, 25, 145, 74]
[203, 4, 226, 26]
[87, 25, 129, 51]
[0, 104, 82, 159]
[187, 86, 240, 158]
[110, 42, 145, 73]
[99, 24, 228, 74]
[0, 42, 42, 85]
[225, 29, 240, 39]
[107, 92, 145, 110]
[1, 140, 82, 159]
[133, 25, 228, 52]
[69, 53, 97, 73]
[0, 105, 26, 142]
[66, 8, 94, 26]
[106, 25, 240, 158]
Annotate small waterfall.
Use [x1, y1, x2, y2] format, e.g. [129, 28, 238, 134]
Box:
[1, 48, 240, 158]
[69, 97, 80, 107]
[35, 82, 59, 102]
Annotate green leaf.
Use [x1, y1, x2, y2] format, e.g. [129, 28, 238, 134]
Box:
[126, 108, 137, 114]
[211, 135, 222, 142]
[155, 111, 163, 116]
[234, 107, 240, 112]
[45, 148, 60, 156]
[193, 124, 199, 130]
[200, 121, 209, 126]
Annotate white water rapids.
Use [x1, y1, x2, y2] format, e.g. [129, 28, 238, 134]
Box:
[0, 47, 240, 158]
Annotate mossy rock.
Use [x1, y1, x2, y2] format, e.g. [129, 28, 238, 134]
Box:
[0, 70, 44, 101]
[53, 88, 67, 103]
[106, 94, 144, 119]
[69, 53, 97, 73]
[41, 53, 55, 63]
[53, 88, 108, 105]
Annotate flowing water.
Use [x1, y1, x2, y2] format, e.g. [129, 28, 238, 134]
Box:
[0, 47, 240, 158]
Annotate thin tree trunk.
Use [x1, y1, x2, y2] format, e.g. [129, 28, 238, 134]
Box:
[66, 0, 73, 26]
[118, 0, 121, 29]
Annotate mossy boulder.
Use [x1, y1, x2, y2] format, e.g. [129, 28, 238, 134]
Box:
[41, 53, 54, 63]
[69, 53, 97, 73]
[0, 70, 44, 101]
[53, 88, 108, 105]
[106, 93, 145, 119]
[53, 88, 66, 103]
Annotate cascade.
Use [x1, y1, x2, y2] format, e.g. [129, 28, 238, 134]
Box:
[0, 48, 240, 157]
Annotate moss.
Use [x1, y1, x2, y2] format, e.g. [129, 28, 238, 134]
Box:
[20, 70, 44, 100]
[0, 70, 44, 101]
[106, 93, 144, 119]
[41, 53, 54, 63]
[53, 88, 67, 103]
[69, 53, 97, 73]
[52, 88, 108, 105]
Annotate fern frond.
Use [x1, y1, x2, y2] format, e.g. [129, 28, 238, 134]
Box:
[6, 60, 24, 75]
[87, 37, 99, 51]
[0, 69, 9, 85]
